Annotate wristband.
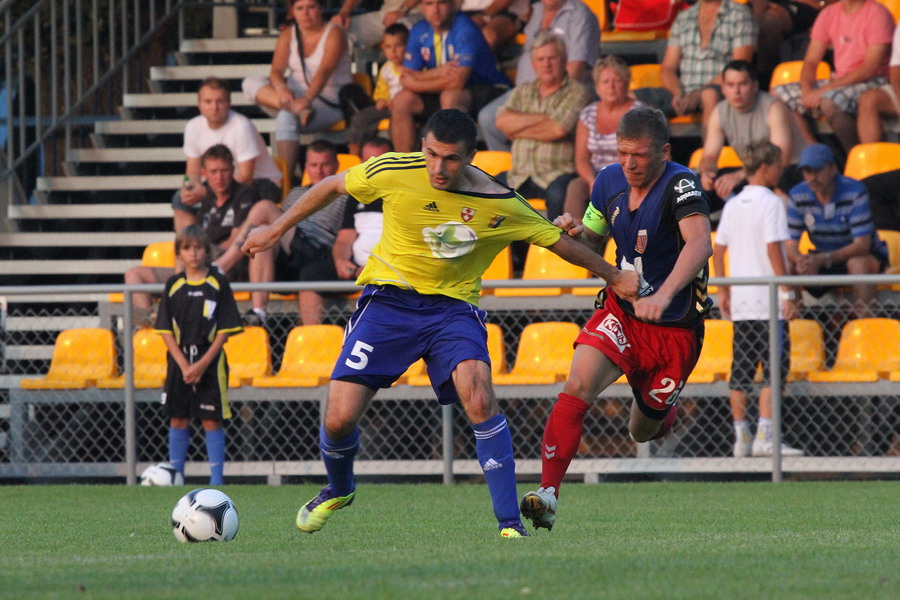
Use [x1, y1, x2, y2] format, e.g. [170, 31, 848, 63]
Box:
[779, 290, 796, 301]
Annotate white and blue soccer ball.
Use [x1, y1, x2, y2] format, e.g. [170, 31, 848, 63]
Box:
[140, 462, 184, 486]
[171, 488, 239, 543]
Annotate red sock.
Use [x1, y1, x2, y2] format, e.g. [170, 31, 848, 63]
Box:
[650, 405, 678, 440]
[541, 392, 589, 495]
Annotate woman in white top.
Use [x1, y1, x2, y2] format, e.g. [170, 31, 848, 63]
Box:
[563, 55, 642, 219]
[242, 0, 352, 179]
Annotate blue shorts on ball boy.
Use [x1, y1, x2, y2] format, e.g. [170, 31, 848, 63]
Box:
[331, 284, 491, 404]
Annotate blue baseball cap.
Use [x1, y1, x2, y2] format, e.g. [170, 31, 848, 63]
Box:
[798, 143, 835, 169]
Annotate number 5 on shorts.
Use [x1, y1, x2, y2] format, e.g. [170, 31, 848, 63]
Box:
[345, 340, 374, 370]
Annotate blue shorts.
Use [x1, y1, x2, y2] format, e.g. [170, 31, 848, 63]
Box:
[331, 285, 491, 404]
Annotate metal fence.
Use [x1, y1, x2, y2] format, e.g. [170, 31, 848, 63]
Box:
[2, 275, 900, 484]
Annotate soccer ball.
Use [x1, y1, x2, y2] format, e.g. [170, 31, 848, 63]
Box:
[171, 488, 239, 543]
[140, 462, 184, 486]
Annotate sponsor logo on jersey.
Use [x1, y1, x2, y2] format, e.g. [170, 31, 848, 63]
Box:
[461, 207, 475, 222]
[595, 313, 630, 352]
[676, 190, 702, 204]
[422, 221, 478, 258]
[423, 201, 439, 212]
[488, 214, 506, 228]
[610, 206, 620, 227]
[635, 229, 648, 254]
[673, 178, 695, 193]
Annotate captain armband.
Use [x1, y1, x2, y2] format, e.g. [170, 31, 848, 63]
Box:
[582, 203, 609, 237]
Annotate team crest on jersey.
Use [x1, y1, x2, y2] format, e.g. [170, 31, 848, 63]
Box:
[488, 215, 505, 228]
[461, 207, 476, 222]
[610, 206, 620, 227]
[635, 229, 648, 254]
[421, 47, 431, 62]
[804, 212, 816, 231]
[595, 313, 630, 353]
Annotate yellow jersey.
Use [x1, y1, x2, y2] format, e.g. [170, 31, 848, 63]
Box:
[344, 152, 562, 305]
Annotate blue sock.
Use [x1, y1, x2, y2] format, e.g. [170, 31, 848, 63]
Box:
[319, 425, 359, 496]
[168, 426, 190, 477]
[473, 414, 521, 529]
[205, 428, 226, 486]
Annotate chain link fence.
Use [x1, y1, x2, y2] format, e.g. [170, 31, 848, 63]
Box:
[2, 276, 900, 483]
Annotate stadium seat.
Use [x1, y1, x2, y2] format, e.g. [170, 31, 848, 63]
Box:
[273, 155, 292, 199]
[807, 318, 900, 382]
[96, 329, 168, 389]
[787, 319, 825, 381]
[876, 0, 900, 23]
[407, 323, 507, 386]
[876, 229, 900, 291]
[688, 146, 743, 170]
[109, 240, 176, 303]
[395, 358, 426, 385]
[707, 231, 726, 294]
[224, 326, 271, 387]
[252, 325, 343, 387]
[844, 143, 900, 181]
[769, 61, 832, 90]
[301, 153, 361, 185]
[494, 245, 590, 296]
[481, 246, 513, 295]
[494, 322, 580, 384]
[629, 64, 663, 90]
[472, 150, 512, 176]
[687, 319, 732, 383]
[319, 74, 375, 133]
[21, 328, 117, 389]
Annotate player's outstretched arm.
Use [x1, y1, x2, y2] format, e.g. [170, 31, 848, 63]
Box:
[241, 173, 349, 258]
[546, 233, 640, 300]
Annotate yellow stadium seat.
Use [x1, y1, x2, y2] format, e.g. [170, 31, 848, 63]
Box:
[629, 64, 663, 91]
[395, 358, 427, 386]
[352, 71, 374, 97]
[272, 155, 292, 199]
[708, 231, 726, 295]
[97, 329, 168, 389]
[687, 319, 733, 383]
[769, 60, 832, 89]
[408, 324, 508, 386]
[378, 118, 390, 130]
[787, 319, 825, 381]
[844, 143, 900, 180]
[494, 245, 590, 296]
[688, 146, 743, 170]
[109, 240, 176, 303]
[807, 318, 900, 382]
[301, 153, 361, 186]
[481, 246, 513, 295]
[494, 322, 580, 384]
[472, 150, 512, 176]
[876, 0, 900, 23]
[252, 325, 343, 387]
[879, 230, 900, 267]
[224, 326, 271, 388]
[21, 328, 117, 389]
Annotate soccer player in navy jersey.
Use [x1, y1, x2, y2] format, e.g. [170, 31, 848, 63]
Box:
[521, 106, 714, 531]
[242, 109, 640, 538]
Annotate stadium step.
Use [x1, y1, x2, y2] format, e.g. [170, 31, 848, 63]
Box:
[0, 232, 169, 247]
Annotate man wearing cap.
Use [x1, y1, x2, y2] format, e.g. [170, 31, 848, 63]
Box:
[785, 143, 891, 317]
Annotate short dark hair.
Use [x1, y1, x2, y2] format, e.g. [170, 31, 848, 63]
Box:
[175, 224, 212, 258]
[722, 60, 759, 83]
[362, 136, 394, 153]
[200, 144, 234, 167]
[617, 106, 669, 151]
[384, 23, 409, 41]
[199, 77, 229, 95]
[306, 139, 338, 161]
[421, 109, 478, 155]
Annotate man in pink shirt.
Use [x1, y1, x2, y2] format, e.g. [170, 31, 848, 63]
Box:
[772, 0, 894, 151]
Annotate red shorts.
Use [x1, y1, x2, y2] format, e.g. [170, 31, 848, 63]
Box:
[575, 292, 704, 418]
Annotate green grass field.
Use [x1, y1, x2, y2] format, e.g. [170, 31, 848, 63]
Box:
[1, 481, 897, 600]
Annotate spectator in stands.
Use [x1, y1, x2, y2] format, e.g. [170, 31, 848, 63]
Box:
[390, 0, 510, 152]
[772, 0, 894, 152]
[128, 145, 274, 328]
[346, 23, 409, 157]
[786, 143, 891, 318]
[331, 0, 420, 50]
[652, 0, 757, 132]
[242, 0, 353, 179]
[713, 141, 804, 458]
[699, 60, 804, 210]
[857, 21, 900, 144]
[478, 0, 600, 152]
[749, 0, 825, 89]
[333, 138, 394, 279]
[563, 55, 642, 220]
[494, 32, 590, 220]
[154, 224, 242, 486]
[173, 77, 282, 234]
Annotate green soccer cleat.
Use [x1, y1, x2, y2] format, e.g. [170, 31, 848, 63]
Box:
[296, 486, 355, 533]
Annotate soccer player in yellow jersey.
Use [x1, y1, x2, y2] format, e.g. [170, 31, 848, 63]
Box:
[242, 109, 639, 538]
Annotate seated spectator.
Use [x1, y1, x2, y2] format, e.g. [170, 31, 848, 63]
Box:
[386, 0, 531, 51]
[242, 0, 352, 179]
[478, 0, 600, 152]
[785, 144, 891, 318]
[563, 55, 642, 219]
[699, 60, 804, 210]
[647, 0, 756, 133]
[390, 0, 510, 152]
[857, 21, 900, 144]
[347, 23, 409, 157]
[333, 138, 394, 280]
[495, 33, 590, 220]
[772, 0, 894, 152]
[127, 145, 275, 327]
[173, 77, 282, 234]
[331, 0, 421, 50]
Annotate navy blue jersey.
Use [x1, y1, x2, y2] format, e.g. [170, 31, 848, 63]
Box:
[589, 162, 712, 326]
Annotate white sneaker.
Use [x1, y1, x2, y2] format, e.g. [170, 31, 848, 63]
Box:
[520, 486, 558, 531]
[733, 429, 752, 458]
[751, 438, 805, 457]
